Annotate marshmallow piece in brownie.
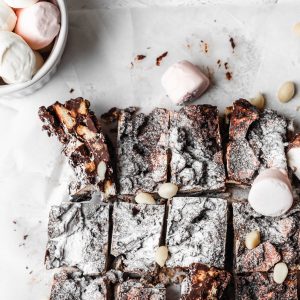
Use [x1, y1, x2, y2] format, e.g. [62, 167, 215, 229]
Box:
[169, 105, 226, 193]
[39, 98, 115, 199]
[180, 264, 231, 300]
[111, 201, 165, 274]
[50, 269, 110, 300]
[226, 99, 289, 185]
[287, 133, 300, 180]
[235, 272, 297, 300]
[45, 202, 109, 275]
[166, 197, 227, 269]
[115, 280, 166, 300]
[117, 107, 169, 195]
[233, 201, 300, 273]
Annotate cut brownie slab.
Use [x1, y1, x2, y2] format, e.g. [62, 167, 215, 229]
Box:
[235, 272, 297, 300]
[226, 99, 289, 185]
[39, 98, 115, 199]
[233, 201, 300, 273]
[117, 107, 169, 195]
[115, 280, 166, 300]
[166, 197, 227, 269]
[180, 264, 231, 300]
[45, 202, 109, 275]
[169, 105, 226, 193]
[111, 201, 165, 274]
[50, 269, 110, 300]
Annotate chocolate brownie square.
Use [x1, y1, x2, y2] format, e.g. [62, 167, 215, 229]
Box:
[226, 99, 289, 185]
[115, 280, 166, 300]
[111, 201, 165, 274]
[45, 202, 109, 275]
[233, 201, 300, 273]
[50, 269, 110, 300]
[117, 107, 169, 195]
[166, 197, 227, 268]
[169, 105, 226, 193]
[39, 98, 115, 199]
[180, 264, 231, 300]
[235, 272, 297, 300]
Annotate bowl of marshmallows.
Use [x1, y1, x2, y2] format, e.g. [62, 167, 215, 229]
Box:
[0, 0, 68, 97]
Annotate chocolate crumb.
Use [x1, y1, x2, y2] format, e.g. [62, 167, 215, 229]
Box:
[29, 271, 33, 275]
[156, 51, 168, 66]
[229, 37, 236, 51]
[12, 220, 17, 224]
[217, 59, 222, 68]
[224, 62, 229, 70]
[135, 54, 146, 61]
[23, 235, 28, 240]
[226, 72, 233, 80]
[69, 88, 74, 93]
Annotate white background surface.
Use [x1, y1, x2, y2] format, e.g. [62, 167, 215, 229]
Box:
[1, 0, 300, 299]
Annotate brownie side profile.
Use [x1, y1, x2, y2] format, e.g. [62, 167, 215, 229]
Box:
[233, 201, 300, 273]
[226, 99, 288, 185]
[169, 105, 226, 193]
[111, 201, 165, 274]
[39, 98, 115, 199]
[49, 269, 110, 300]
[45, 202, 109, 275]
[166, 197, 227, 269]
[117, 107, 169, 195]
[115, 280, 166, 300]
[235, 272, 297, 300]
[180, 264, 231, 300]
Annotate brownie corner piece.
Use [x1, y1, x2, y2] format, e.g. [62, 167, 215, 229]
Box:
[166, 197, 227, 269]
[235, 272, 297, 300]
[45, 201, 109, 275]
[180, 263, 231, 300]
[169, 105, 226, 193]
[50, 269, 110, 300]
[115, 280, 166, 300]
[111, 201, 165, 274]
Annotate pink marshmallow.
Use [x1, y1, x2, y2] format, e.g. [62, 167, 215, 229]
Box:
[14, 2, 60, 50]
[161, 60, 210, 105]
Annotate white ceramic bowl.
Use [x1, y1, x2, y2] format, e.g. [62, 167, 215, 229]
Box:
[0, 0, 68, 98]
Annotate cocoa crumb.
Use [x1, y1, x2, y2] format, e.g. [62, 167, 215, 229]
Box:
[69, 88, 74, 93]
[135, 54, 146, 61]
[156, 51, 168, 66]
[226, 72, 233, 80]
[217, 60, 222, 68]
[229, 37, 236, 51]
[224, 62, 229, 70]
[23, 235, 28, 240]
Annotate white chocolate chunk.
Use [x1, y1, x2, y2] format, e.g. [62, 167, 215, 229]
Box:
[135, 192, 156, 205]
[273, 262, 288, 284]
[158, 183, 178, 199]
[97, 161, 107, 181]
[287, 147, 300, 180]
[155, 246, 168, 267]
[277, 81, 295, 103]
[250, 93, 265, 110]
[245, 230, 260, 250]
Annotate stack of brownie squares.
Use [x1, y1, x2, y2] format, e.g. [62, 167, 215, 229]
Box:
[39, 97, 299, 299]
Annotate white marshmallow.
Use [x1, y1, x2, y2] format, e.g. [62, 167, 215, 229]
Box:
[0, 32, 36, 84]
[248, 168, 293, 217]
[161, 60, 209, 105]
[4, 0, 38, 8]
[0, 2, 17, 31]
[287, 147, 300, 180]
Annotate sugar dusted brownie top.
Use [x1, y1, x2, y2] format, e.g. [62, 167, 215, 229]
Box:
[50, 269, 110, 300]
[166, 197, 227, 269]
[235, 272, 297, 300]
[111, 201, 165, 274]
[115, 280, 166, 300]
[233, 201, 300, 273]
[117, 107, 169, 195]
[169, 105, 226, 193]
[45, 202, 109, 275]
[39, 98, 115, 199]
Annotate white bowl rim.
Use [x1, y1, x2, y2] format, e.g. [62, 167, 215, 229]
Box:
[0, 0, 68, 96]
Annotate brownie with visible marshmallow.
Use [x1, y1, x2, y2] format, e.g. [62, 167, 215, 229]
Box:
[169, 105, 226, 193]
[180, 264, 232, 300]
[226, 99, 289, 185]
[117, 107, 169, 195]
[115, 280, 166, 300]
[45, 202, 109, 275]
[166, 197, 227, 269]
[39, 98, 115, 200]
[235, 272, 297, 300]
[50, 269, 110, 300]
[233, 201, 300, 273]
[111, 201, 165, 274]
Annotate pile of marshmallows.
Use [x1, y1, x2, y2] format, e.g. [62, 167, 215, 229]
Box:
[0, 0, 60, 84]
